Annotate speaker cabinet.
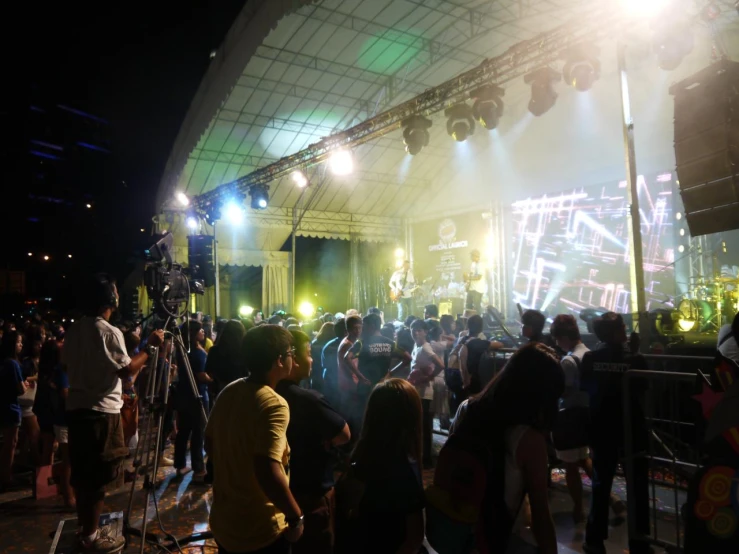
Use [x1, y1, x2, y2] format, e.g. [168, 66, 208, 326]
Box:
[670, 59, 739, 236]
[187, 235, 216, 287]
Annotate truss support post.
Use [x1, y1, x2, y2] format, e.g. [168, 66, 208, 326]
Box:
[214, 221, 221, 318]
[618, 42, 649, 348]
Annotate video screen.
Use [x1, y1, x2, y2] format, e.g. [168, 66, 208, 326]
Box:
[510, 174, 676, 317]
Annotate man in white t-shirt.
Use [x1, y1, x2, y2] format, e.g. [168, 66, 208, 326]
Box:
[407, 319, 444, 469]
[389, 260, 416, 322]
[464, 250, 487, 315]
[63, 274, 163, 553]
[550, 314, 592, 524]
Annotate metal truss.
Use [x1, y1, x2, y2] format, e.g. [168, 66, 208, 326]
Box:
[193, 2, 622, 210]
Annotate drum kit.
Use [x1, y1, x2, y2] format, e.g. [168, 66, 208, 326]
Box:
[676, 276, 739, 333]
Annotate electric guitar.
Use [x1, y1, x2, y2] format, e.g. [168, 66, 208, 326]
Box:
[462, 272, 482, 292]
[390, 285, 420, 302]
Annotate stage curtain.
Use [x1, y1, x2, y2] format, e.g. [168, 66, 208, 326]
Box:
[348, 235, 392, 313]
[262, 264, 288, 316]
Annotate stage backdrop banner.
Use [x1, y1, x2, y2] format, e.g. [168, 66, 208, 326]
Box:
[411, 209, 487, 302]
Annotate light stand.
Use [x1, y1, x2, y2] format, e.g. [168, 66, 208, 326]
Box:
[123, 321, 211, 552]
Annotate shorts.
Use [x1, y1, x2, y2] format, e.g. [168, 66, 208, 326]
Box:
[54, 424, 69, 444]
[67, 410, 128, 493]
[555, 446, 590, 464]
[21, 405, 35, 419]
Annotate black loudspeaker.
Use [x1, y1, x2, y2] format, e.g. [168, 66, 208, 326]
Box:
[670, 59, 739, 237]
[188, 235, 216, 287]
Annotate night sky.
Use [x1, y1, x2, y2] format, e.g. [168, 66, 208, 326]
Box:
[4, 1, 247, 313]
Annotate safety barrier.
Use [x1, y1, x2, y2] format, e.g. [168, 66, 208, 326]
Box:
[623, 369, 702, 553]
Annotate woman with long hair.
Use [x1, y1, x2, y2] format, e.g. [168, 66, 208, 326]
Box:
[453, 342, 564, 554]
[19, 328, 43, 467]
[205, 319, 246, 399]
[348, 378, 425, 554]
[0, 331, 28, 489]
[33, 340, 75, 507]
[174, 320, 213, 482]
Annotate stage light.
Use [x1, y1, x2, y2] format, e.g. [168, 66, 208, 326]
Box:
[679, 228, 685, 236]
[445, 104, 475, 142]
[395, 248, 404, 258]
[86, 203, 92, 209]
[470, 85, 505, 130]
[395, 259, 404, 269]
[239, 305, 254, 317]
[68, 254, 72, 259]
[524, 67, 561, 117]
[329, 150, 353, 175]
[562, 44, 601, 92]
[224, 201, 245, 224]
[250, 185, 269, 209]
[186, 216, 199, 230]
[401, 115, 432, 155]
[678, 244, 685, 253]
[176, 191, 190, 206]
[620, 0, 669, 17]
[298, 301, 316, 318]
[27, 252, 32, 257]
[652, 19, 693, 71]
[676, 212, 682, 220]
[43, 255, 50, 261]
[291, 171, 308, 188]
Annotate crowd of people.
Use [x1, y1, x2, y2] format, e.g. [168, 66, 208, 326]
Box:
[4, 272, 736, 554]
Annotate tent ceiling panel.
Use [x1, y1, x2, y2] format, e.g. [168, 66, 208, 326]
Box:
[159, 0, 738, 223]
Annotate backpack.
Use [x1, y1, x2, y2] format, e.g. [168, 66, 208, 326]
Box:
[426, 431, 522, 554]
[551, 354, 590, 451]
[425, 432, 490, 554]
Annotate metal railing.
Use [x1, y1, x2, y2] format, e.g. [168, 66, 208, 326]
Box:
[623, 369, 703, 553]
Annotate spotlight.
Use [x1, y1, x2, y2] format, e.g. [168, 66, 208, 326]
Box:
[68, 254, 72, 259]
[186, 215, 199, 230]
[28, 252, 32, 257]
[224, 201, 245, 224]
[298, 301, 316, 318]
[401, 115, 432, 155]
[562, 44, 601, 92]
[328, 150, 354, 175]
[470, 85, 505, 130]
[43, 255, 50, 261]
[86, 203, 92, 209]
[678, 245, 685, 253]
[445, 104, 475, 142]
[239, 305, 254, 317]
[291, 170, 308, 188]
[652, 19, 693, 71]
[250, 185, 269, 209]
[176, 191, 190, 206]
[524, 67, 561, 117]
[620, 0, 669, 17]
[395, 248, 405, 258]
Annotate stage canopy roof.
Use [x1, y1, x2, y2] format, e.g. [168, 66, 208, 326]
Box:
[156, 0, 739, 244]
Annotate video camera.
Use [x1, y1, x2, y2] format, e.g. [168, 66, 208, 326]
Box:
[144, 232, 204, 318]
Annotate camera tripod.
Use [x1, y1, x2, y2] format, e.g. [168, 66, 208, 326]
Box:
[123, 320, 212, 553]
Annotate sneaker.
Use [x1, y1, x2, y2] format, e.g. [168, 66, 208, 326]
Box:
[79, 527, 125, 553]
[191, 471, 208, 484]
[159, 456, 174, 467]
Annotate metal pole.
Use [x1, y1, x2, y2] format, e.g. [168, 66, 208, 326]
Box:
[291, 230, 297, 312]
[618, 43, 649, 343]
[214, 221, 220, 318]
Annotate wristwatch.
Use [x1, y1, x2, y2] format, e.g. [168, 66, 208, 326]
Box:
[286, 514, 304, 529]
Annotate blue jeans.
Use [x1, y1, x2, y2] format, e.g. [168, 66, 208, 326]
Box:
[397, 297, 412, 321]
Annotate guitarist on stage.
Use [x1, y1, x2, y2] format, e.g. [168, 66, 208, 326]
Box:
[464, 249, 486, 314]
[389, 260, 416, 321]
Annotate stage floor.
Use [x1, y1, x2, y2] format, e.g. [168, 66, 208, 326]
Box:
[0, 438, 679, 553]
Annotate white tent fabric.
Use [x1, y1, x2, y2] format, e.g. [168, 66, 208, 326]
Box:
[262, 264, 290, 315]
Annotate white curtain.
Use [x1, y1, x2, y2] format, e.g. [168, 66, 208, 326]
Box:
[262, 264, 289, 315]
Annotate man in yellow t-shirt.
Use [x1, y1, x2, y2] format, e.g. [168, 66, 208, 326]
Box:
[205, 325, 304, 553]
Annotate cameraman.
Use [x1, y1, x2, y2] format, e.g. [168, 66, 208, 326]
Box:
[63, 274, 163, 553]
